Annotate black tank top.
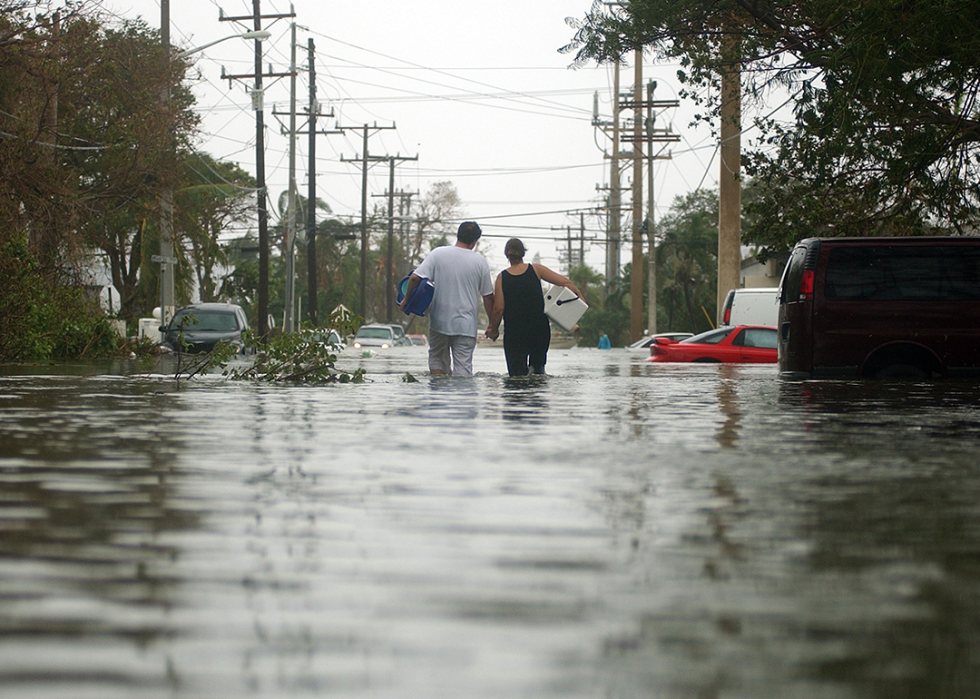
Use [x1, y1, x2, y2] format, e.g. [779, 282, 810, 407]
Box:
[501, 264, 550, 340]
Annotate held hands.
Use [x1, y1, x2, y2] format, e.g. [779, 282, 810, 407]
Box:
[485, 326, 499, 341]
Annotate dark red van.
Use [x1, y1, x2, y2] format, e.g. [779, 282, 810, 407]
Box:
[777, 237, 980, 379]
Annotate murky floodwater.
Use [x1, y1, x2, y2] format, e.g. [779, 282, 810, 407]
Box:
[3, 346, 980, 698]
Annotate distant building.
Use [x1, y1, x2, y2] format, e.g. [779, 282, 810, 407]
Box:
[740, 253, 788, 289]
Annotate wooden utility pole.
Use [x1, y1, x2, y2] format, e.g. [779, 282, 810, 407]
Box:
[306, 39, 318, 326]
[221, 1, 295, 337]
[647, 81, 657, 335]
[338, 122, 396, 318]
[294, 39, 338, 327]
[609, 66, 622, 291]
[629, 50, 644, 343]
[284, 23, 298, 333]
[158, 1, 176, 328]
[592, 67, 627, 292]
[643, 80, 679, 334]
[717, 43, 742, 323]
[621, 79, 680, 338]
[383, 155, 418, 321]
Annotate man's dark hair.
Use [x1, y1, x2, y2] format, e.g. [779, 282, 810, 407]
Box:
[457, 221, 482, 245]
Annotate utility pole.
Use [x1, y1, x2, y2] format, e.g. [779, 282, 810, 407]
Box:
[386, 157, 418, 321]
[284, 22, 298, 333]
[593, 67, 626, 292]
[629, 51, 644, 343]
[647, 81, 656, 335]
[394, 190, 419, 283]
[338, 122, 396, 318]
[305, 38, 318, 327]
[290, 38, 339, 327]
[220, 1, 295, 337]
[567, 226, 575, 274]
[550, 224, 576, 273]
[158, 1, 176, 328]
[622, 78, 680, 337]
[610, 66, 622, 291]
[370, 155, 419, 321]
[646, 80, 679, 334]
[299, 39, 337, 327]
[718, 39, 742, 323]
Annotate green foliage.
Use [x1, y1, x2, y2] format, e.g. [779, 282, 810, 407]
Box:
[327, 305, 364, 340]
[562, 264, 630, 346]
[177, 154, 256, 304]
[169, 339, 241, 381]
[655, 189, 719, 334]
[565, 0, 980, 253]
[226, 329, 364, 384]
[0, 7, 253, 324]
[0, 236, 121, 361]
[575, 284, 631, 347]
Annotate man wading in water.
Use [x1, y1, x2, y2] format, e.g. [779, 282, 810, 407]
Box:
[400, 221, 495, 377]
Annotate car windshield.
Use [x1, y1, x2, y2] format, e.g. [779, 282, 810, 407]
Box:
[682, 327, 733, 345]
[356, 327, 393, 340]
[173, 311, 239, 332]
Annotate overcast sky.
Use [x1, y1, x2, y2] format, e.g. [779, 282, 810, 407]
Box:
[102, 0, 721, 276]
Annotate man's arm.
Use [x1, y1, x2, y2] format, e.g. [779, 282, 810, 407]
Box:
[399, 274, 422, 312]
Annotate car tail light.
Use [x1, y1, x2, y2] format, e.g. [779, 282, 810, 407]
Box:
[723, 306, 731, 325]
[800, 270, 814, 299]
[649, 339, 669, 357]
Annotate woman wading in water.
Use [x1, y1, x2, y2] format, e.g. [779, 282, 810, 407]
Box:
[486, 238, 584, 376]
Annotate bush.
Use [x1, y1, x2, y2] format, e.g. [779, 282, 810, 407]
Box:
[0, 236, 121, 361]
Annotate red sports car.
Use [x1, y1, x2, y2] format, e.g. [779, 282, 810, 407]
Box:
[645, 325, 777, 364]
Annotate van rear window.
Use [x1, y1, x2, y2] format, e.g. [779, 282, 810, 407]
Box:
[825, 246, 980, 301]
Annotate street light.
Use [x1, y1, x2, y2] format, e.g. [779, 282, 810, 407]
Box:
[157, 17, 271, 328]
[176, 30, 271, 58]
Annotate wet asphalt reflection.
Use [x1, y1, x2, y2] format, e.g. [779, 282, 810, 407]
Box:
[2, 346, 980, 698]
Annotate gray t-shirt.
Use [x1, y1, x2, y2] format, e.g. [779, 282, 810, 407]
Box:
[414, 245, 494, 337]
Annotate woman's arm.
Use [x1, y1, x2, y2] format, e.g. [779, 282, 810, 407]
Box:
[487, 273, 504, 340]
[533, 265, 585, 301]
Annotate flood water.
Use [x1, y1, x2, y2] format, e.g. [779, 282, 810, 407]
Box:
[3, 346, 980, 698]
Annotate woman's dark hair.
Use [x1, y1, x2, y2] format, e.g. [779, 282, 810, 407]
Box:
[504, 238, 526, 262]
[457, 221, 482, 245]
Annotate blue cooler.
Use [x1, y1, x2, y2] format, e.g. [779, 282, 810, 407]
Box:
[397, 276, 435, 316]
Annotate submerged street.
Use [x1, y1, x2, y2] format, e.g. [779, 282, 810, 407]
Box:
[2, 347, 980, 698]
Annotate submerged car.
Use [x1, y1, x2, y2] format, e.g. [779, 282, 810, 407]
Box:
[407, 334, 428, 347]
[646, 325, 777, 364]
[627, 332, 695, 350]
[310, 328, 345, 351]
[352, 323, 408, 349]
[160, 303, 250, 354]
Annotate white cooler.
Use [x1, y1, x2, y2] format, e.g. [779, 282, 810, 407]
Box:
[543, 285, 588, 331]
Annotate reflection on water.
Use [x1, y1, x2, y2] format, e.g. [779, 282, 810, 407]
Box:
[502, 376, 549, 424]
[3, 352, 980, 697]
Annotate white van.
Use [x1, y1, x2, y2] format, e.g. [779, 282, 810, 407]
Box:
[720, 288, 779, 327]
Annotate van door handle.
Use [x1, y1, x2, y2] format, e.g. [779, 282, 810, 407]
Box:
[780, 322, 791, 341]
